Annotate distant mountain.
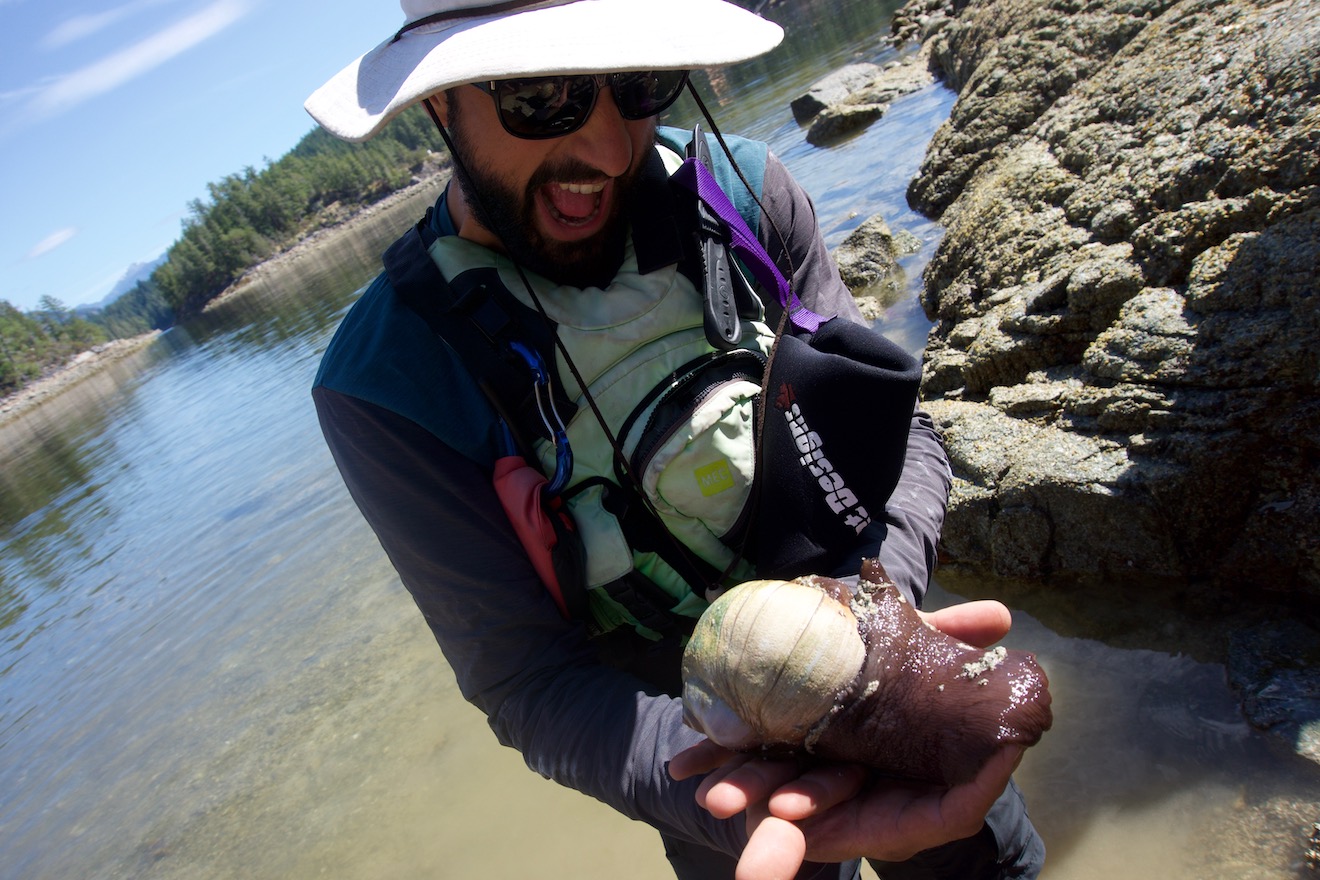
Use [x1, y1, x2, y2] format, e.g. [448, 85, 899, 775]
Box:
[77, 253, 168, 314]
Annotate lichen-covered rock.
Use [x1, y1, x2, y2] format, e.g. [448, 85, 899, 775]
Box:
[799, 51, 936, 145]
[900, 0, 1320, 612]
[834, 214, 902, 290]
[790, 63, 882, 124]
[891, 0, 958, 47]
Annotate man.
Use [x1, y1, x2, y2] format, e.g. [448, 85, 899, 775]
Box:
[305, 1, 1045, 878]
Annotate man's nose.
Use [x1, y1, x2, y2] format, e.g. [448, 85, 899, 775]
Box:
[566, 88, 634, 178]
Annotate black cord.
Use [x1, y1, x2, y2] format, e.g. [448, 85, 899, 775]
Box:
[682, 79, 803, 586]
[683, 79, 798, 290]
[424, 96, 729, 594]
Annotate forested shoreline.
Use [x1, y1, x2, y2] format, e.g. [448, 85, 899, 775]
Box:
[1, 105, 448, 397]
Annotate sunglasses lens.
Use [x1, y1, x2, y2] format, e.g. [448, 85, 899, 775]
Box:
[489, 70, 688, 138]
[611, 70, 688, 120]
[495, 76, 596, 138]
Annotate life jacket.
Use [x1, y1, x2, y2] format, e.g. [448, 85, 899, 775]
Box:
[386, 127, 778, 641]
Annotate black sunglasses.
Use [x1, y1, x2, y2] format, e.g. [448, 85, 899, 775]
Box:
[471, 70, 689, 139]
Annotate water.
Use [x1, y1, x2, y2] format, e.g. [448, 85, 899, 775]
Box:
[2, 1, 1317, 878]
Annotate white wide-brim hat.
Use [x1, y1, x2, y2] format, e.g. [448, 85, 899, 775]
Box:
[305, 0, 785, 142]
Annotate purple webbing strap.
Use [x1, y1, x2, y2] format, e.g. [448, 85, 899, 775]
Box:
[671, 157, 824, 334]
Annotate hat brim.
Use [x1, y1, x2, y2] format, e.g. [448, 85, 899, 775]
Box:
[305, 0, 784, 142]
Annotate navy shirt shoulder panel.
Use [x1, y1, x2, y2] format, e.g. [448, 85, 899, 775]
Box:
[313, 270, 501, 466]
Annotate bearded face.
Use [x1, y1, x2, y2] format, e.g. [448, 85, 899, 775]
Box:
[442, 87, 654, 289]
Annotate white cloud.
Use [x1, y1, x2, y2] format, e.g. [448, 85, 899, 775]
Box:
[41, 0, 174, 50]
[28, 0, 252, 121]
[0, 82, 43, 107]
[26, 227, 79, 259]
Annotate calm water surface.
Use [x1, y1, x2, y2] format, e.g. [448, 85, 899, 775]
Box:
[2, 2, 1317, 878]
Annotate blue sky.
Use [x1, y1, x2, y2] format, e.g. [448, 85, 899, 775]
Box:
[0, 0, 404, 311]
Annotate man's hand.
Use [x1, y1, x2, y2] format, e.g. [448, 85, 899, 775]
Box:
[668, 600, 1019, 880]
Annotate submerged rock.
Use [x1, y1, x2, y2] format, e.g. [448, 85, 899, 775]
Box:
[835, 214, 922, 318]
[794, 51, 936, 145]
[834, 214, 903, 291]
[1228, 621, 1320, 764]
[791, 63, 882, 124]
[806, 102, 891, 146]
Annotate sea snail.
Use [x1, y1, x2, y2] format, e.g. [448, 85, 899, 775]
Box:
[680, 559, 1053, 786]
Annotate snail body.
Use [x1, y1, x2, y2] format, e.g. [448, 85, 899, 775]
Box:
[680, 560, 1053, 786]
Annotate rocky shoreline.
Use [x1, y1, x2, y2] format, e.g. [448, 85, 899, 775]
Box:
[900, 0, 1320, 769]
[0, 168, 449, 431]
[201, 166, 448, 313]
[0, 332, 162, 430]
[804, 0, 1319, 774]
[908, 0, 1319, 610]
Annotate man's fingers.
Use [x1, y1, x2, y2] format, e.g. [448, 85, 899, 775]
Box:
[669, 738, 737, 781]
[920, 600, 1012, 648]
[793, 746, 1026, 865]
[737, 810, 807, 880]
[696, 756, 803, 820]
[924, 745, 1023, 837]
[766, 763, 868, 821]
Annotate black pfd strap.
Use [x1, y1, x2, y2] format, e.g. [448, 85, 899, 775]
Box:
[599, 571, 697, 639]
[595, 478, 727, 594]
[687, 125, 763, 351]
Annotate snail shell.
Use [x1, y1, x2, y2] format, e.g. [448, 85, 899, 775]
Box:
[680, 563, 1053, 785]
[681, 578, 866, 751]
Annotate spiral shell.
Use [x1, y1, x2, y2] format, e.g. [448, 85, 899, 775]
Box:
[680, 578, 866, 750]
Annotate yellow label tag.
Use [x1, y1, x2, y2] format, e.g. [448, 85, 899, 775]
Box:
[695, 460, 735, 497]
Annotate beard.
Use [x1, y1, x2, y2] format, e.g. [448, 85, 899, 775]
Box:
[444, 102, 646, 290]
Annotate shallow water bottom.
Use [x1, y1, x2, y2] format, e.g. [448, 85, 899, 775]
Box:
[932, 575, 1320, 880]
[71, 565, 1318, 880]
[4, 457, 1315, 880]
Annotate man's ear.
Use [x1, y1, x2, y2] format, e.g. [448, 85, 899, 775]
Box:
[425, 93, 450, 127]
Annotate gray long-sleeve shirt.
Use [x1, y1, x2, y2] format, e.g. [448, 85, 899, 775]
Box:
[312, 139, 951, 858]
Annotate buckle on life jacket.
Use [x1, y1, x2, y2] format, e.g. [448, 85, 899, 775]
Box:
[508, 340, 573, 496]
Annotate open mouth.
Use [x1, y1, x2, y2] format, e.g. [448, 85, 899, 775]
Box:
[542, 180, 607, 227]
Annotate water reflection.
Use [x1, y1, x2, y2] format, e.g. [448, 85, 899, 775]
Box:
[0, 349, 156, 526]
[0, 168, 470, 878]
[1, 346, 166, 668]
[152, 178, 444, 362]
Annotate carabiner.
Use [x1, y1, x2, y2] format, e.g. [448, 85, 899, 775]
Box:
[508, 341, 573, 496]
